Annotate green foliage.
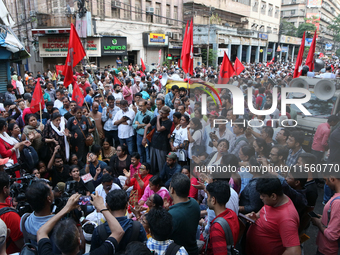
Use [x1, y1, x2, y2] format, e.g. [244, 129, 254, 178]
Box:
[328, 14, 340, 42]
[202, 49, 217, 67]
[297, 23, 317, 38]
[281, 20, 297, 37]
[336, 49, 340, 56]
[303, 46, 310, 58]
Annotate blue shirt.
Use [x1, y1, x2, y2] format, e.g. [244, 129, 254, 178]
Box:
[165, 91, 174, 108]
[102, 106, 120, 131]
[160, 162, 182, 189]
[58, 106, 68, 116]
[132, 110, 154, 136]
[99, 103, 109, 113]
[89, 160, 107, 179]
[85, 94, 93, 107]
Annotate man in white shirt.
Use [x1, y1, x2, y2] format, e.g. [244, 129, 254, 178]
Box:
[321, 66, 336, 79]
[95, 174, 121, 203]
[113, 100, 136, 155]
[113, 84, 123, 101]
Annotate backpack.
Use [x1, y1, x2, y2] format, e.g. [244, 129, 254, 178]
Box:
[150, 242, 181, 255]
[234, 137, 248, 148]
[205, 217, 239, 255]
[0, 207, 19, 249]
[20, 146, 39, 171]
[259, 94, 266, 109]
[20, 213, 38, 255]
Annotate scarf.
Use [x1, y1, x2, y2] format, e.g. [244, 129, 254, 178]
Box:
[0, 132, 20, 159]
[50, 121, 70, 161]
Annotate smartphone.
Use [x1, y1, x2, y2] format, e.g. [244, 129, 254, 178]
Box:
[239, 213, 256, 224]
[308, 211, 321, 218]
[78, 196, 92, 205]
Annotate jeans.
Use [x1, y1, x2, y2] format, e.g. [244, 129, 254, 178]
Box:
[119, 136, 135, 155]
[136, 134, 150, 164]
[105, 130, 119, 147]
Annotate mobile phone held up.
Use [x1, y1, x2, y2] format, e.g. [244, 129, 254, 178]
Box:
[78, 196, 92, 206]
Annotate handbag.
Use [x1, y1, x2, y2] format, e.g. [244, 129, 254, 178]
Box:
[76, 120, 94, 147]
[146, 128, 155, 143]
[178, 149, 187, 162]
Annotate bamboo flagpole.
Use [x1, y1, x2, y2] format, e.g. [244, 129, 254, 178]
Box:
[39, 102, 42, 124]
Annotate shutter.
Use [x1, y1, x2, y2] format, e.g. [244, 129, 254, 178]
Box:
[0, 62, 9, 93]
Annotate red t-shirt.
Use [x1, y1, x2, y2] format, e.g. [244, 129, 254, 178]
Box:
[22, 107, 32, 123]
[0, 138, 18, 164]
[189, 177, 199, 200]
[0, 203, 23, 254]
[79, 82, 90, 97]
[246, 198, 300, 255]
[127, 174, 153, 200]
[256, 94, 264, 110]
[206, 209, 240, 255]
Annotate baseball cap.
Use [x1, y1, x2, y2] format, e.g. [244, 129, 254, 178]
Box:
[0, 158, 9, 166]
[55, 182, 65, 193]
[208, 111, 219, 117]
[160, 106, 170, 114]
[166, 152, 177, 159]
[0, 219, 7, 246]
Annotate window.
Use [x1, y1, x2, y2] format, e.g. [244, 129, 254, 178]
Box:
[98, 0, 104, 16]
[253, 1, 258, 12]
[174, 6, 178, 25]
[273, 28, 278, 34]
[135, 0, 142, 21]
[261, 1, 266, 14]
[268, 4, 273, 16]
[291, 9, 295, 14]
[123, 0, 131, 20]
[146, 2, 152, 22]
[267, 26, 272, 33]
[275, 7, 279, 18]
[155, 3, 161, 23]
[166, 5, 170, 18]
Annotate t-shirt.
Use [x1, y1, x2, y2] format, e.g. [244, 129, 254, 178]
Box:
[150, 117, 172, 151]
[0, 203, 23, 254]
[246, 198, 300, 255]
[316, 193, 340, 255]
[172, 127, 188, 158]
[169, 198, 200, 255]
[51, 165, 70, 188]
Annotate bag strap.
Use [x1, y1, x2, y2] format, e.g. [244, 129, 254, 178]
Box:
[165, 242, 181, 255]
[21, 213, 37, 244]
[98, 223, 109, 242]
[213, 217, 235, 250]
[0, 207, 18, 249]
[129, 220, 140, 242]
[327, 196, 340, 226]
[75, 118, 87, 140]
[235, 137, 248, 147]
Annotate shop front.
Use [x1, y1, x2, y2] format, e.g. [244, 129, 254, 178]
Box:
[99, 36, 128, 68]
[143, 33, 169, 65]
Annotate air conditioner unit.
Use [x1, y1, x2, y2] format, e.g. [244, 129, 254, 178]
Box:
[30, 11, 36, 17]
[146, 7, 155, 13]
[167, 20, 174, 25]
[173, 33, 179, 40]
[112, 1, 121, 8]
[167, 32, 173, 37]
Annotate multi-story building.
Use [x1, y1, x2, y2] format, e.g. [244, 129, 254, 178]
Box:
[4, 0, 184, 73]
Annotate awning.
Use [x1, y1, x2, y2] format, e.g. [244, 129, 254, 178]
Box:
[32, 28, 70, 35]
[0, 25, 30, 60]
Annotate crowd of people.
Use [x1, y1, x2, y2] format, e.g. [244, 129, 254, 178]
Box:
[0, 59, 339, 255]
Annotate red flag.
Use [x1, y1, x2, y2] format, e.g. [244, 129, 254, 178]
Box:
[266, 57, 275, 67]
[305, 30, 317, 72]
[63, 23, 86, 88]
[30, 80, 45, 114]
[55, 65, 65, 75]
[218, 51, 235, 84]
[141, 58, 146, 72]
[180, 20, 189, 70]
[319, 52, 324, 58]
[331, 64, 334, 71]
[113, 75, 121, 86]
[182, 19, 193, 75]
[72, 83, 84, 106]
[234, 57, 245, 75]
[293, 32, 306, 78]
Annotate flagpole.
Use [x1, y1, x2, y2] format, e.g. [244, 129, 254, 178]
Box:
[84, 99, 91, 112]
[39, 102, 42, 124]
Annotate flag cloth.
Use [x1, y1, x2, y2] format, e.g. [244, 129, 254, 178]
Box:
[55, 65, 65, 75]
[305, 30, 317, 72]
[141, 58, 146, 72]
[113, 75, 121, 86]
[234, 57, 245, 75]
[180, 21, 189, 71]
[63, 23, 86, 88]
[72, 83, 84, 106]
[319, 52, 324, 58]
[187, 19, 194, 76]
[293, 32, 306, 78]
[30, 80, 45, 114]
[266, 57, 275, 67]
[218, 51, 235, 84]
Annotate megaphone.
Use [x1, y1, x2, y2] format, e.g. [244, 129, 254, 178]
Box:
[289, 77, 310, 97]
[314, 59, 325, 72]
[314, 79, 336, 100]
[161, 73, 168, 87]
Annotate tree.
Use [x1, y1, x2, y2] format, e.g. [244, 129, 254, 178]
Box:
[281, 20, 297, 37]
[328, 14, 340, 42]
[202, 49, 217, 67]
[297, 23, 317, 38]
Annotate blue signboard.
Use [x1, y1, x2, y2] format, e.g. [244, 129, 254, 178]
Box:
[259, 33, 268, 40]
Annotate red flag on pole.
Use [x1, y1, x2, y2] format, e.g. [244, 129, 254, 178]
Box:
[72, 83, 84, 106]
[30, 81, 45, 114]
[180, 20, 189, 71]
[113, 75, 121, 85]
[234, 57, 245, 75]
[55, 65, 65, 76]
[266, 57, 275, 67]
[218, 51, 235, 84]
[63, 23, 86, 88]
[305, 30, 317, 72]
[293, 32, 306, 78]
[141, 58, 146, 72]
[187, 19, 194, 76]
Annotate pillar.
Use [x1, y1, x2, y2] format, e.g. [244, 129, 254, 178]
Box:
[228, 43, 231, 58]
[237, 45, 242, 61]
[246, 45, 251, 63]
[279, 44, 283, 62]
[263, 45, 268, 62]
[285, 45, 289, 62]
[291, 45, 295, 62]
[272, 42, 276, 61]
[255, 46, 260, 63]
[213, 42, 218, 68]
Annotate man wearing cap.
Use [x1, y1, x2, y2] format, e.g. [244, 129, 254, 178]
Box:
[143, 106, 173, 175]
[160, 152, 182, 189]
[95, 174, 121, 203]
[0, 172, 24, 254]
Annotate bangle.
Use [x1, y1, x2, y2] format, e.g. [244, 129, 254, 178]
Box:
[100, 208, 109, 213]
